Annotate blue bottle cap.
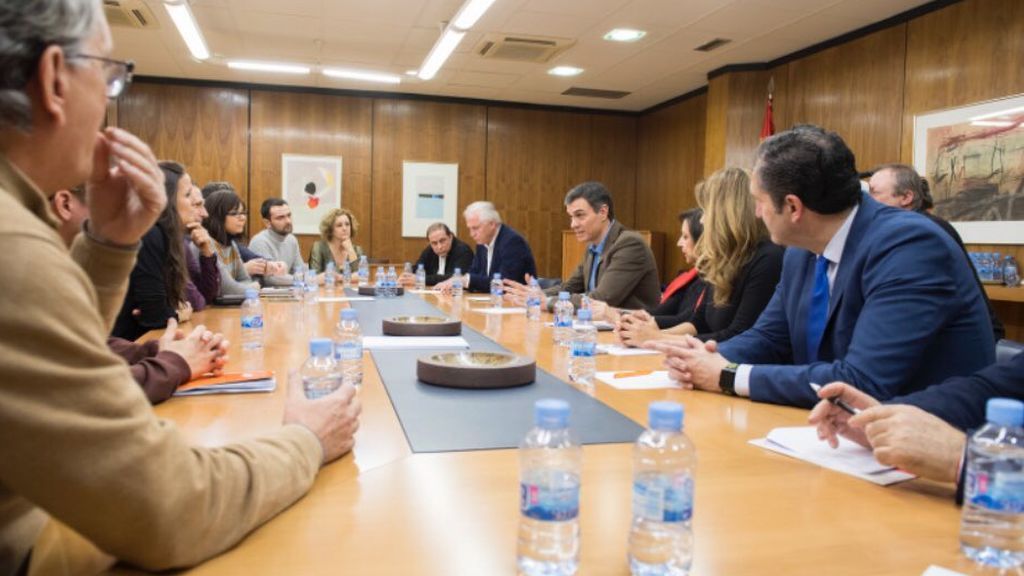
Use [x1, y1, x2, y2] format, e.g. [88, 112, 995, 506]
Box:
[309, 338, 333, 357]
[558, 291, 570, 300]
[534, 398, 570, 429]
[493, 272, 502, 279]
[577, 309, 592, 321]
[340, 309, 358, 321]
[244, 288, 259, 299]
[649, 401, 684, 431]
[986, 398, 1024, 427]
[454, 268, 461, 275]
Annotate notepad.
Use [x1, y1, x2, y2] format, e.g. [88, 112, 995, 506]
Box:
[407, 289, 440, 294]
[318, 296, 375, 303]
[174, 371, 277, 396]
[596, 370, 679, 390]
[472, 307, 527, 315]
[545, 320, 615, 331]
[749, 426, 916, 486]
[596, 343, 661, 356]
[362, 336, 470, 350]
[259, 287, 299, 301]
[466, 296, 492, 302]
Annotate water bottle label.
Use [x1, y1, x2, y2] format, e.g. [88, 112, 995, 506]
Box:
[555, 318, 573, 328]
[335, 342, 363, 361]
[241, 314, 264, 328]
[520, 481, 580, 521]
[527, 297, 541, 307]
[570, 340, 596, 357]
[632, 475, 693, 522]
[966, 469, 1024, 513]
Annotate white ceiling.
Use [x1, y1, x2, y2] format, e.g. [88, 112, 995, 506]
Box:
[109, 0, 932, 112]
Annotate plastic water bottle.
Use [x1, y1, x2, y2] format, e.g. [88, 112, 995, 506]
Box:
[324, 261, 336, 291]
[959, 398, 1024, 569]
[517, 399, 582, 576]
[357, 255, 370, 287]
[374, 265, 385, 297]
[387, 265, 399, 298]
[568, 309, 597, 386]
[490, 272, 504, 308]
[629, 401, 696, 576]
[526, 278, 543, 321]
[301, 338, 342, 399]
[415, 263, 427, 291]
[553, 292, 575, 347]
[342, 259, 352, 286]
[334, 309, 363, 388]
[452, 267, 464, 298]
[1004, 255, 1020, 288]
[240, 288, 264, 351]
[993, 252, 1004, 284]
[291, 275, 304, 301]
[304, 268, 318, 303]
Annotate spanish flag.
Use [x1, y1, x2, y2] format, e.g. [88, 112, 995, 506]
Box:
[760, 77, 775, 141]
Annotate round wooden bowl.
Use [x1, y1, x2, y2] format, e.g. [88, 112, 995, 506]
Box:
[417, 352, 536, 389]
[382, 315, 462, 336]
[358, 286, 405, 296]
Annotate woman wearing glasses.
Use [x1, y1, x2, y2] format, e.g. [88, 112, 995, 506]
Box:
[204, 190, 261, 297]
[112, 162, 199, 340]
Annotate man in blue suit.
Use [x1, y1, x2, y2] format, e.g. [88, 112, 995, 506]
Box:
[436, 200, 537, 293]
[656, 125, 994, 408]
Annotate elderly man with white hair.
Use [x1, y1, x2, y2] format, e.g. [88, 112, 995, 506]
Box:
[437, 200, 537, 293]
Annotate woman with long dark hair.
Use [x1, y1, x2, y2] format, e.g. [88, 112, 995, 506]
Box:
[112, 161, 195, 340]
[204, 189, 260, 296]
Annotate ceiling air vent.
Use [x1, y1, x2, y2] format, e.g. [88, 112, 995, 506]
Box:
[103, 0, 158, 29]
[562, 87, 631, 100]
[476, 34, 574, 63]
[695, 38, 731, 52]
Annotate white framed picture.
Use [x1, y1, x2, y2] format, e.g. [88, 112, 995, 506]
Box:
[281, 154, 343, 235]
[402, 161, 459, 238]
[913, 93, 1024, 244]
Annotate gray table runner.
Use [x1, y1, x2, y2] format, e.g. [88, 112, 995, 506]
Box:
[346, 291, 643, 453]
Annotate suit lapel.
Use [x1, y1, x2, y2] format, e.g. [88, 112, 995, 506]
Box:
[826, 197, 873, 322]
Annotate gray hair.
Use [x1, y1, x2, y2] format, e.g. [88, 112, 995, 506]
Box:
[0, 0, 103, 131]
[873, 163, 925, 212]
[464, 200, 501, 224]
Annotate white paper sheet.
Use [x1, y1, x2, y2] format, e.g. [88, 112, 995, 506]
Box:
[749, 426, 916, 486]
[596, 370, 679, 390]
[921, 567, 967, 576]
[318, 296, 375, 302]
[466, 296, 492, 302]
[362, 336, 470, 350]
[472, 307, 527, 315]
[596, 344, 661, 356]
[407, 289, 440, 294]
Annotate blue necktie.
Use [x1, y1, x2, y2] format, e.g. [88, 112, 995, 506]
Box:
[806, 255, 830, 362]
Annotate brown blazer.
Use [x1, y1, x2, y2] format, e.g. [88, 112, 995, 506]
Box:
[545, 220, 660, 310]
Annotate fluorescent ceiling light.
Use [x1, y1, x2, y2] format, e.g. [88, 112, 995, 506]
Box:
[164, 1, 209, 60]
[227, 61, 310, 74]
[548, 66, 583, 77]
[324, 68, 401, 84]
[418, 28, 465, 81]
[452, 0, 498, 29]
[406, 70, 419, 76]
[603, 28, 646, 43]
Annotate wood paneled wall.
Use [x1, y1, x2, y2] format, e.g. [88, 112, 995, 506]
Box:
[635, 95, 707, 283]
[704, 70, 774, 175]
[371, 100, 487, 267]
[485, 108, 637, 278]
[117, 83, 249, 201]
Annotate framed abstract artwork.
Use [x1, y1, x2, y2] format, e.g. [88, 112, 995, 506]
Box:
[913, 93, 1024, 244]
[401, 161, 459, 238]
[281, 154, 343, 235]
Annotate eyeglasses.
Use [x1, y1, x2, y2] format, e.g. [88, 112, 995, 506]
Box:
[67, 53, 134, 99]
[226, 210, 247, 218]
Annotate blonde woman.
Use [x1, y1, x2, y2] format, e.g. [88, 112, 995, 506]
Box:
[309, 208, 365, 273]
[619, 167, 783, 346]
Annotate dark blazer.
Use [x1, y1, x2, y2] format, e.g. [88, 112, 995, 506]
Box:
[693, 240, 783, 342]
[113, 227, 178, 341]
[543, 220, 660, 310]
[650, 272, 708, 330]
[718, 193, 995, 408]
[414, 237, 474, 286]
[892, 351, 1023, 432]
[468, 225, 537, 292]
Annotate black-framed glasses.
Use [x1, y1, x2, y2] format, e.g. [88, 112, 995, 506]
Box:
[226, 210, 247, 218]
[67, 54, 134, 99]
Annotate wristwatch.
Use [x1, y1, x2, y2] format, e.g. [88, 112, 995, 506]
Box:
[719, 362, 739, 396]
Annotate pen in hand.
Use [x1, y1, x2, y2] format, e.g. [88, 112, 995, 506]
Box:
[809, 382, 861, 415]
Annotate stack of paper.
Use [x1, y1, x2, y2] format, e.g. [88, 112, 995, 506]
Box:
[595, 343, 661, 356]
[544, 320, 615, 331]
[174, 371, 276, 397]
[362, 336, 470, 349]
[749, 426, 916, 486]
[259, 287, 299, 301]
[596, 370, 679, 390]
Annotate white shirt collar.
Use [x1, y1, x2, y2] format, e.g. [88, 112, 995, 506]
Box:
[485, 225, 501, 254]
[820, 204, 858, 290]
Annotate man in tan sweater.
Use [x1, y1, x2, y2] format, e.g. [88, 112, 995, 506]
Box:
[0, 1, 361, 572]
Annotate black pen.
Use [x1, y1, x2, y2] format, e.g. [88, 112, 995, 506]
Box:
[809, 382, 861, 415]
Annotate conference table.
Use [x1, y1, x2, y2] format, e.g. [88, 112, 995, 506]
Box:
[68, 288, 979, 575]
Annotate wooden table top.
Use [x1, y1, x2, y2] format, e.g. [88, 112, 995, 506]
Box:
[57, 290, 980, 575]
